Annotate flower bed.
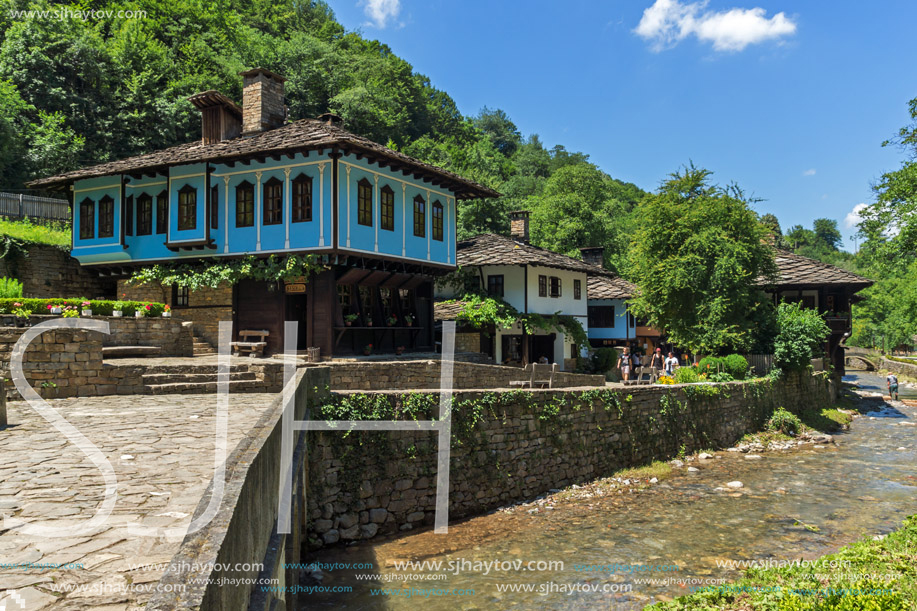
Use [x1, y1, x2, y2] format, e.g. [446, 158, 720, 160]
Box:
[0, 298, 169, 317]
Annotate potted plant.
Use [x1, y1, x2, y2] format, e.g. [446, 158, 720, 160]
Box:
[12, 304, 31, 327]
[62, 306, 79, 318]
[111, 300, 125, 317]
[162, 304, 172, 318]
[363, 343, 373, 356]
[80, 301, 92, 317]
[387, 314, 398, 327]
[48, 304, 63, 315]
[395, 345, 405, 356]
[366, 318, 373, 327]
[404, 314, 414, 326]
[344, 313, 358, 327]
[135, 304, 149, 318]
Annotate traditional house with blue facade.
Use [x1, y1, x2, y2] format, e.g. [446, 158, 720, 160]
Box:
[29, 68, 497, 356]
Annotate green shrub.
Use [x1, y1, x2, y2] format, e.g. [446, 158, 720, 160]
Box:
[0, 298, 167, 317]
[0, 277, 23, 298]
[591, 347, 619, 374]
[774, 302, 831, 372]
[708, 371, 734, 383]
[722, 353, 749, 380]
[674, 366, 701, 384]
[767, 407, 802, 436]
[697, 356, 723, 374]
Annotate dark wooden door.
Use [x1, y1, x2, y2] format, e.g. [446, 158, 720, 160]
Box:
[285, 294, 308, 351]
[234, 279, 284, 355]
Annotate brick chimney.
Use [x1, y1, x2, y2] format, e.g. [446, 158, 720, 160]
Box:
[509, 210, 530, 243]
[580, 246, 605, 268]
[240, 68, 286, 135]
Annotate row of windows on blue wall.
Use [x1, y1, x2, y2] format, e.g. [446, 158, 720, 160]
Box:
[77, 176, 316, 240]
[355, 179, 445, 241]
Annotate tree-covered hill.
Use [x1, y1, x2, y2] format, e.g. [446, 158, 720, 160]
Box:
[0, 0, 646, 272]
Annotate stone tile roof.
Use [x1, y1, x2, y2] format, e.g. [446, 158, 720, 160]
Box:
[770, 250, 872, 289]
[456, 233, 605, 274]
[28, 119, 499, 199]
[587, 274, 637, 300]
[434, 300, 473, 321]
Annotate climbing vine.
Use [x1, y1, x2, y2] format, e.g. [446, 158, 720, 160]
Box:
[129, 253, 328, 290]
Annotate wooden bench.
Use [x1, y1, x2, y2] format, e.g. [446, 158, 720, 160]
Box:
[232, 330, 269, 357]
[509, 363, 558, 389]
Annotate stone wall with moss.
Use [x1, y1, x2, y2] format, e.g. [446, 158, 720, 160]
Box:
[306, 372, 835, 547]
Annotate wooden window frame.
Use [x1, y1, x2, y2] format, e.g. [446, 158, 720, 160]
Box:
[432, 200, 444, 241]
[573, 278, 582, 300]
[380, 185, 394, 231]
[413, 195, 425, 237]
[549, 276, 562, 298]
[236, 181, 254, 228]
[172, 284, 190, 308]
[487, 274, 504, 298]
[263, 177, 283, 226]
[588, 305, 615, 328]
[156, 191, 168, 235]
[98, 195, 114, 238]
[210, 185, 219, 230]
[79, 198, 95, 240]
[177, 185, 197, 231]
[292, 173, 312, 223]
[357, 178, 373, 227]
[538, 274, 547, 298]
[136, 194, 153, 236]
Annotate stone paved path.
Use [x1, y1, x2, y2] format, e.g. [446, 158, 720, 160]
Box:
[0, 392, 278, 610]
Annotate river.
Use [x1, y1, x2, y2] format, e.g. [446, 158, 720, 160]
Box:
[303, 373, 917, 609]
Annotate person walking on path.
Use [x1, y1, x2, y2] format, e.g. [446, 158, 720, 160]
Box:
[887, 373, 899, 401]
[617, 347, 633, 382]
[650, 347, 665, 376]
[664, 351, 679, 376]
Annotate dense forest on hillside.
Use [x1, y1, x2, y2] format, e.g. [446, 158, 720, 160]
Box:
[0, 0, 910, 350]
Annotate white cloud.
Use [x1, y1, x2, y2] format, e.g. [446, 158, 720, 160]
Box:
[634, 0, 797, 52]
[803, 168, 816, 176]
[844, 203, 868, 229]
[361, 0, 401, 28]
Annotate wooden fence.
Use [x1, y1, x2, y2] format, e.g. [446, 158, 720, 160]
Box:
[0, 193, 70, 223]
[745, 354, 774, 375]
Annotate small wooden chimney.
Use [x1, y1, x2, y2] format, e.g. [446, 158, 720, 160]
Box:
[188, 91, 242, 144]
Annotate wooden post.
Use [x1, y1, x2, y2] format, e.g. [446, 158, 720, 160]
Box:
[0, 388, 7, 428]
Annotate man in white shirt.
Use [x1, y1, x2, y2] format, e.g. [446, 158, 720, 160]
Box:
[664, 352, 680, 376]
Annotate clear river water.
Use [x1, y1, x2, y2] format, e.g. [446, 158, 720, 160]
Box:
[304, 372, 917, 610]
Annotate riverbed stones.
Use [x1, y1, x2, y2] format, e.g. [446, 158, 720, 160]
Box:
[745, 454, 763, 460]
[726, 481, 744, 488]
[687, 466, 699, 472]
[698, 452, 713, 460]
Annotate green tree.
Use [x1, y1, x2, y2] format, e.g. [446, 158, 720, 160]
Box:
[627, 165, 778, 355]
[773, 301, 831, 371]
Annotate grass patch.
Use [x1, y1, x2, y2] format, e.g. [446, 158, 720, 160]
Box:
[650, 514, 917, 610]
[0, 218, 70, 247]
[615, 461, 673, 481]
[797, 406, 852, 433]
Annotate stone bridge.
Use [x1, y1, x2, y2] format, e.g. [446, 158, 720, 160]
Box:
[845, 354, 877, 371]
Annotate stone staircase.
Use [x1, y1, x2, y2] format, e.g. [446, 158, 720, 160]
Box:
[137, 364, 280, 395]
[192, 332, 216, 356]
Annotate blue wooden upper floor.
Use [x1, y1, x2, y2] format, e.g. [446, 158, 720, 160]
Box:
[28, 68, 497, 270]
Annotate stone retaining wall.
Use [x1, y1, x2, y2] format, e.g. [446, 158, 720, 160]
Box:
[325, 360, 605, 391]
[306, 372, 835, 547]
[23, 315, 193, 357]
[880, 357, 917, 378]
[0, 243, 115, 298]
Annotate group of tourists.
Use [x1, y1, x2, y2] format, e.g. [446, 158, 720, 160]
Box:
[615, 346, 681, 382]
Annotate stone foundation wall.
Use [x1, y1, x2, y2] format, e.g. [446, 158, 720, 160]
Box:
[306, 372, 835, 547]
[325, 360, 605, 391]
[0, 244, 115, 299]
[879, 357, 917, 378]
[118, 281, 233, 348]
[23, 315, 193, 357]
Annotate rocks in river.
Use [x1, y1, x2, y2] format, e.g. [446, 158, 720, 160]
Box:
[698, 453, 714, 460]
[726, 481, 744, 489]
[687, 467, 699, 472]
[745, 454, 763, 460]
[670, 459, 684, 467]
[897, 446, 908, 451]
[813, 445, 826, 449]
[726, 447, 741, 452]
[649, 477, 658, 484]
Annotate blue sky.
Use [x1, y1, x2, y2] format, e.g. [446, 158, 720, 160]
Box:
[327, 0, 917, 251]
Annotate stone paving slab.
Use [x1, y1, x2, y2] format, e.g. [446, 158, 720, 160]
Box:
[0, 392, 278, 610]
